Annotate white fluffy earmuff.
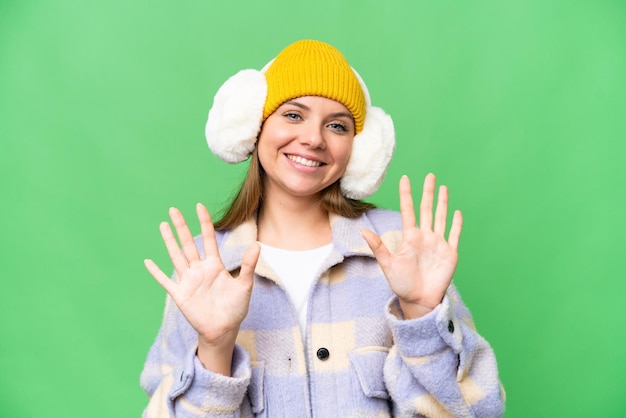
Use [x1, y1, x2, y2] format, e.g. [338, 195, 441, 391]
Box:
[205, 65, 395, 199]
[340, 69, 395, 200]
[205, 69, 267, 163]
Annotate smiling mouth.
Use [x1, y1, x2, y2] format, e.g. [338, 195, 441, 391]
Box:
[286, 154, 323, 167]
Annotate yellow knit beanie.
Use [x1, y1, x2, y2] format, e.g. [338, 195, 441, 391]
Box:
[263, 40, 366, 134]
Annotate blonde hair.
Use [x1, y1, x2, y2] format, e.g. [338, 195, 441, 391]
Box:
[213, 148, 375, 231]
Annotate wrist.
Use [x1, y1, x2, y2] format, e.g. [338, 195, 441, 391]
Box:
[197, 334, 237, 376]
[398, 299, 435, 320]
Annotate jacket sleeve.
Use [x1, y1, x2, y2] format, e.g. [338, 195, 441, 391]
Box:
[383, 284, 506, 418]
[140, 295, 253, 417]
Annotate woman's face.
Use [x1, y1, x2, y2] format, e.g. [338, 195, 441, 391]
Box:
[257, 96, 355, 200]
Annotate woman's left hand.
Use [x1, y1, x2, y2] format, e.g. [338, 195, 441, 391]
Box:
[361, 174, 463, 319]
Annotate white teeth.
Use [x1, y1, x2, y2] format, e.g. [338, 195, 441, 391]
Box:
[287, 154, 321, 167]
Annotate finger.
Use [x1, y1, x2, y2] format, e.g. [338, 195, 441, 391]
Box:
[433, 185, 448, 236]
[419, 173, 436, 230]
[144, 259, 177, 296]
[197, 203, 221, 261]
[169, 207, 201, 264]
[238, 242, 261, 286]
[399, 175, 416, 233]
[448, 210, 463, 250]
[160, 221, 188, 278]
[360, 229, 393, 274]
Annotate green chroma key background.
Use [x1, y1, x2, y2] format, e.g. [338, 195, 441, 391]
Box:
[1, 0, 624, 416]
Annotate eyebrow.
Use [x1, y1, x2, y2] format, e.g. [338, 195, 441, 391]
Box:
[283, 100, 354, 120]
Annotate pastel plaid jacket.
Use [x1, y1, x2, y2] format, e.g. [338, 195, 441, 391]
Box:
[140, 209, 505, 417]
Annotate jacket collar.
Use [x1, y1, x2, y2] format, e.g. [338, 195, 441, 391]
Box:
[217, 212, 376, 283]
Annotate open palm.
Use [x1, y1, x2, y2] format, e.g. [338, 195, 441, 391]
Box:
[362, 174, 463, 319]
[144, 204, 260, 345]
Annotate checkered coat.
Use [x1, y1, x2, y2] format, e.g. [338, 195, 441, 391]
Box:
[140, 209, 505, 417]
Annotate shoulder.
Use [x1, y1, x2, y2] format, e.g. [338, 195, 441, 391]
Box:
[361, 209, 403, 253]
[363, 208, 402, 233]
[213, 227, 230, 246]
[192, 227, 232, 259]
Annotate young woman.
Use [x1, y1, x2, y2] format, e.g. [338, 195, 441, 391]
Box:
[141, 40, 505, 417]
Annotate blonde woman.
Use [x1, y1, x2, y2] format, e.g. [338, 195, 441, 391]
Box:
[141, 40, 504, 417]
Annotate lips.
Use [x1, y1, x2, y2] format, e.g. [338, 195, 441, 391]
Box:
[286, 154, 323, 167]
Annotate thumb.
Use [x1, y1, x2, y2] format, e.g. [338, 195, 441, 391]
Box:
[238, 242, 261, 285]
[360, 229, 392, 274]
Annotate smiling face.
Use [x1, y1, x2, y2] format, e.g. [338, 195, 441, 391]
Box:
[257, 95, 356, 201]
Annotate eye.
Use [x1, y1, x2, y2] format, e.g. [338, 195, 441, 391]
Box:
[328, 122, 349, 133]
[283, 112, 302, 121]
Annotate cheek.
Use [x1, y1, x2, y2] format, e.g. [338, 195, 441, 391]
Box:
[256, 139, 274, 172]
[258, 125, 291, 154]
[336, 141, 354, 167]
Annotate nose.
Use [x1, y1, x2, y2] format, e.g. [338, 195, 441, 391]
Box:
[299, 123, 326, 150]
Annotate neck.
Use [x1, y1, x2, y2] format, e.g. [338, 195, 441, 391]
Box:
[257, 188, 332, 250]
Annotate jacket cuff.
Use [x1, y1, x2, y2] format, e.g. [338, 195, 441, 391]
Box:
[168, 344, 251, 414]
[385, 295, 463, 358]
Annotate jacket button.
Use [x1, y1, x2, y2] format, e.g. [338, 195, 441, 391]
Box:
[448, 320, 455, 333]
[316, 347, 330, 361]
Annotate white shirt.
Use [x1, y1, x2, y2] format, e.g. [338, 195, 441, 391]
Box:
[259, 243, 333, 338]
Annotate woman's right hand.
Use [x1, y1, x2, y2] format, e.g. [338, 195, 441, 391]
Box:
[144, 203, 260, 375]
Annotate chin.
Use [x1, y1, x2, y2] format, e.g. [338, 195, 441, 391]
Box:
[282, 183, 327, 199]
